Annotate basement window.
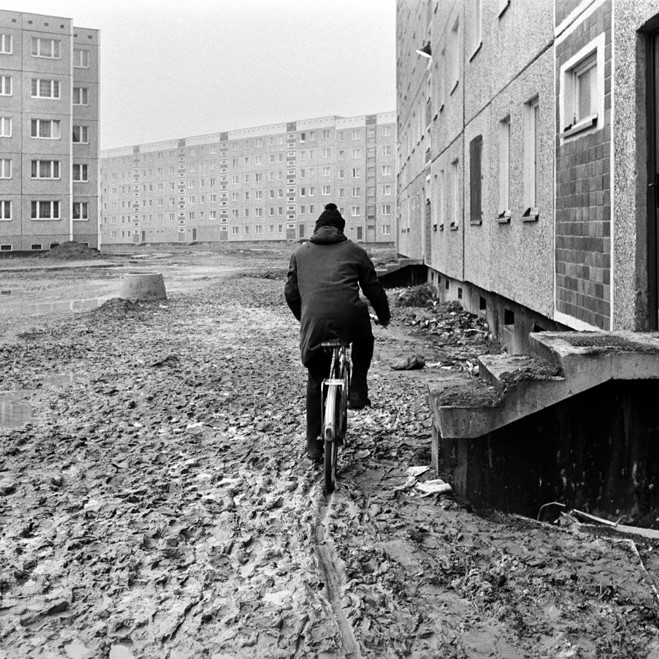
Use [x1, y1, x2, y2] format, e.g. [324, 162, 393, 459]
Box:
[0, 244, 11, 251]
[30, 243, 42, 250]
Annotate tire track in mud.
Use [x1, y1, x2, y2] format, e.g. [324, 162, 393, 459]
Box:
[312, 485, 362, 659]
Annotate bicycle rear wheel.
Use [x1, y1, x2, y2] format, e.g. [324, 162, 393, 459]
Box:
[323, 385, 339, 494]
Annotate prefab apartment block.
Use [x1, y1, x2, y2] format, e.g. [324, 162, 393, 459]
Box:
[0, 10, 99, 253]
[100, 113, 396, 245]
[397, 0, 659, 349]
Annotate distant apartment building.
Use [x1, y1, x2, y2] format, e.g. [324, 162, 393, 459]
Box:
[397, 0, 659, 351]
[0, 10, 99, 253]
[100, 112, 396, 245]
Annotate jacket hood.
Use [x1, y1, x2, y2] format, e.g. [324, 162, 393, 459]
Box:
[309, 225, 348, 245]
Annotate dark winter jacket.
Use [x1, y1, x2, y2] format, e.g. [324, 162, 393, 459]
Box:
[284, 226, 391, 365]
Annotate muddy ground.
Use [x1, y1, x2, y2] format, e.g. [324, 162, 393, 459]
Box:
[1, 245, 659, 658]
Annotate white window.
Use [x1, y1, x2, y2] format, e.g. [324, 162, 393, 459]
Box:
[31, 201, 60, 220]
[338, 169, 345, 179]
[73, 163, 89, 182]
[381, 125, 393, 137]
[352, 187, 361, 197]
[381, 165, 392, 176]
[31, 79, 60, 99]
[524, 97, 540, 215]
[322, 167, 331, 177]
[352, 168, 360, 178]
[322, 129, 330, 139]
[381, 225, 391, 235]
[560, 35, 605, 138]
[31, 119, 60, 139]
[0, 75, 11, 96]
[31, 160, 60, 179]
[73, 87, 89, 106]
[73, 48, 90, 68]
[382, 204, 391, 215]
[0, 117, 11, 137]
[381, 146, 392, 156]
[0, 159, 11, 179]
[381, 184, 392, 195]
[232, 226, 239, 235]
[0, 200, 11, 220]
[32, 37, 61, 59]
[322, 185, 331, 195]
[498, 117, 511, 217]
[352, 129, 360, 140]
[308, 186, 315, 196]
[322, 148, 331, 157]
[0, 34, 12, 54]
[73, 202, 89, 220]
[255, 225, 262, 234]
[351, 206, 361, 217]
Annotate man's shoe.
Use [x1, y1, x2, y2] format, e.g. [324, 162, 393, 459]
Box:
[348, 392, 371, 410]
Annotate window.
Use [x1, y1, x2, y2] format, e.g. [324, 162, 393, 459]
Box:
[31, 79, 60, 99]
[0, 200, 11, 220]
[73, 202, 89, 220]
[322, 185, 331, 195]
[322, 129, 330, 139]
[381, 146, 392, 156]
[31, 160, 60, 179]
[73, 48, 90, 68]
[73, 87, 89, 106]
[0, 159, 10, 179]
[498, 117, 511, 219]
[322, 167, 331, 177]
[0, 75, 11, 96]
[469, 135, 483, 224]
[471, 0, 482, 57]
[523, 97, 540, 218]
[351, 206, 361, 216]
[352, 168, 361, 178]
[381, 165, 392, 176]
[232, 226, 239, 235]
[73, 164, 89, 182]
[450, 159, 459, 228]
[382, 204, 391, 215]
[352, 149, 361, 158]
[382, 225, 391, 235]
[560, 35, 604, 138]
[352, 187, 361, 197]
[352, 129, 360, 140]
[322, 148, 331, 157]
[381, 125, 393, 137]
[31, 119, 60, 139]
[450, 18, 460, 92]
[0, 34, 12, 54]
[32, 37, 61, 59]
[381, 184, 392, 195]
[31, 201, 60, 220]
[0, 117, 11, 137]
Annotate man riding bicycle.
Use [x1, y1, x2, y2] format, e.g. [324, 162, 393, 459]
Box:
[285, 203, 391, 462]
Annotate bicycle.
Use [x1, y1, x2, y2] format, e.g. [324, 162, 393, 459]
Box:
[320, 339, 351, 494]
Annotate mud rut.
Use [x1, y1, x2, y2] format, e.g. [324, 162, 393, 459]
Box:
[2, 269, 659, 658]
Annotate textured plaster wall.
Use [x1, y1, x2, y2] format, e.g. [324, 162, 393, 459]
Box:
[488, 50, 556, 318]
[612, 0, 659, 330]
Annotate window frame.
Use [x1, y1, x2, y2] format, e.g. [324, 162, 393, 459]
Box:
[31, 159, 60, 180]
[32, 37, 61, 59]
[31, 200, 61, 220]
[31, 78, 61, 100]
[0, 34, 12, 55]
[72, 201, 89, 221]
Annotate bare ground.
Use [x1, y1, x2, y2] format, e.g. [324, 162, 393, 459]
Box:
[1, 248, 659, 658]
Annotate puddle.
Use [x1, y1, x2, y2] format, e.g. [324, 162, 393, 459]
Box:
[0, 297, 109, 316]
[0, 393, 34, 428]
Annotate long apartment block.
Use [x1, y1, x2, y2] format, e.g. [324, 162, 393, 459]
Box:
[0, 10, 99, 253]
[100, 112, 396, 245]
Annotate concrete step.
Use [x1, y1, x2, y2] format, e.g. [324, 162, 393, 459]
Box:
[427, 331, 659, 441]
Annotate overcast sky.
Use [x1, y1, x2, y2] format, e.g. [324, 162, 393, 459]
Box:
[4, 0, 396, 150]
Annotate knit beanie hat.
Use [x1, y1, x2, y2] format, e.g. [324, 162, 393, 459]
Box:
[315, 203, 345, 232]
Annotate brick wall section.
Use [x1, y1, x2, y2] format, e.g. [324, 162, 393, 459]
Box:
[556, 0, 585, 27]
[555, 1, 612, 328]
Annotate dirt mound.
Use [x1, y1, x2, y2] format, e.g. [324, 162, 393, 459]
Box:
[395, 284, 439, 308]
[90, 298, 138, 316]
[41, 241, 101, 260]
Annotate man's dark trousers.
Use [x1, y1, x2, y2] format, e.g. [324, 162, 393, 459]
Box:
[305, 310, 374, 444]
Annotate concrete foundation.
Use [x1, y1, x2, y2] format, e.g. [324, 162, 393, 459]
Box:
[433, 380, 659, 523]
